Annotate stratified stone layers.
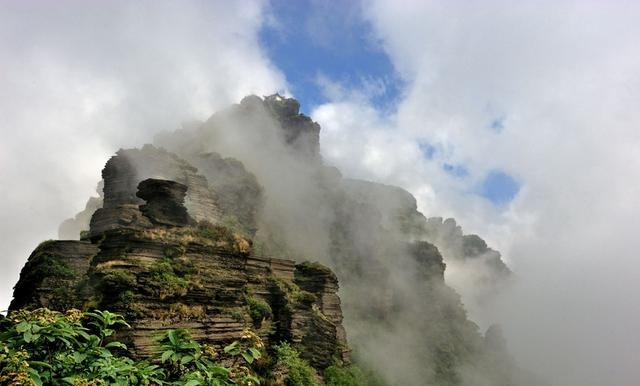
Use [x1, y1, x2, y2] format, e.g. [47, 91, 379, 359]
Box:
[10, 176, 348, 369]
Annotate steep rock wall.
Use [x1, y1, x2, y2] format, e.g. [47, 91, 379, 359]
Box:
[10, 240, 99, 311]
[89, 145, 222, 238]
[10, 177, 349, 370]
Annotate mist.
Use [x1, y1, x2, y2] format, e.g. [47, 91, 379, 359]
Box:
[0, 0, 285, 311]
[2, 2, 640, 386]
[313, 2, 640, 385]
[148, 95, 520, 385]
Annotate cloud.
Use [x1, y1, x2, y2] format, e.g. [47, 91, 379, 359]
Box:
[2, 1, 639, 384]
[0, 0, 286, 311]
[314, 1, 640, 385]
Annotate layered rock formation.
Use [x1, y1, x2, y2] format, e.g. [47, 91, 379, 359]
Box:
[424, 217, 510, 274]
[10, 240, 98, 311]
[11, 176, 349, 371]
[13, 95, 521, 386]
[137, 178, 193, 227]
[88, 146, 222, 239]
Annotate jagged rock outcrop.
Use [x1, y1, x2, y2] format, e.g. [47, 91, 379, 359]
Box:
[409, 241, 447, 280]
[10, 241, 98, 311]
[88, 145, 222, 238]
[155, 93, 321, 164]
[188, 152, 263, 236]
[84, 224, 347, 368]
[137, 179, 194, 227]
[292, 262, 348, 367]
[11, 174, 349, 371]
[262, 94, 321, 160]
[341, 179, 428, 237]
[424, 217, 511, 277]
[13, 95, 521, 386]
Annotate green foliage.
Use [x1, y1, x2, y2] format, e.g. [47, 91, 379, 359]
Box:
[293, 291, 316, 306]
[275, 343, 319, 386]
[0, 345, 34, 385]
[245, 295, 272, 323]
[85, 309, 130, 340]
[148, 259, 190, 299]
[230, 310, 246, 323]
[163, 245, 186, 260]
[156, 328, 263, 386]
[195, 221, 236, 245]
[102, 270, 137, 290]
[22, 252, 75, 287]
[0, 308, 266, 386]
[156, 328, 230, 385]
[324, 366, 365, 386]
[269, 278, 316, 309]
[0, 308, 154, 386]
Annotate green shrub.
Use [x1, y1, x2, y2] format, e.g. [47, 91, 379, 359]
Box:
[246, 295, 272, 323]
[230, 309, 247, 322]
[102, 270, 137, 289]
[196, 220, 236, 243]
[324, 366, 365, 386]
[148, 259, 189, 299]
[0, 308, 152, 386]
[0, 308, 265, 386]
[275, 342, 319, 386]
[26, 253, 74, 281]
[269, 278, 316, 309]
[294, 290, 316, 306]
[162, 245, 185, 259]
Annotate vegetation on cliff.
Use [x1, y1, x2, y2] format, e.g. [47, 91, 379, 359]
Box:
[0, 308, 367, 386]
[9, 95, 522, 386]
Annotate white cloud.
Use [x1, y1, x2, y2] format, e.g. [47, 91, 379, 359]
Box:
[0, 0, 286, 311]
[2, 1, 640, 384]
[315, 1, 640, 385]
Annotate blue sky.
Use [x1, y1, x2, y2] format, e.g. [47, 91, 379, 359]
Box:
[260, 0, 519, 206]
[259, 0, 401, 113]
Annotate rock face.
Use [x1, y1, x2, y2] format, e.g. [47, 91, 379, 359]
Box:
[84, 224, 348, 368]
[85, 145, 222, 239]
[13, 95, 520, 386]
[10, 241, 98, 311]
[262, 94, 321, 160]
[137, 179, 193, 227]
[10, 174, 349, 370]
[189, 152, 263, 236]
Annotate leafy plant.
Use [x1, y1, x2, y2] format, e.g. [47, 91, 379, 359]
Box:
[245, 295, 272, 324]
[156, 327, 263, 386]
[222, 329, 264, 386]
[0, 308, 159, 386]
[195, 221, 236, 245]
[324, 366, 365, 386]
[0, 308, 266, 386]
[148, 259, 190, 299]
[156, 328, 229, 384]
[85, 309, 130, 342]
[274, 343, 319, 386]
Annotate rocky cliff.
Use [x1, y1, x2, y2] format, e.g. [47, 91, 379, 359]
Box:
[11, 95, 522, 386]
[11, 176, 348, 373]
